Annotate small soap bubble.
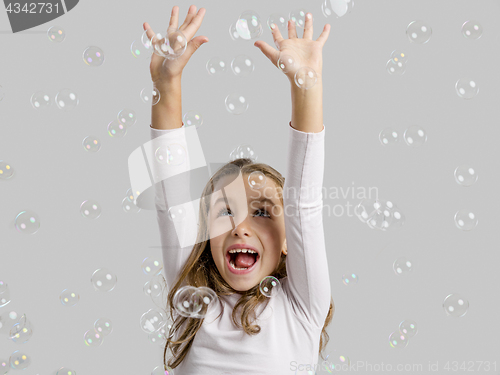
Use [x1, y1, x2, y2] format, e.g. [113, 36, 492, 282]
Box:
[30, 91, 51, 108]
[149, 325, 168, 346]
[225, 93, 249, 115]
[140, 308, 166, 333]
[404, 125, 427, 146]
[55, 88, 79, 110]
[393, 257, 413, 275]
[277, 54, 298, 73]
[236, 10, 263, 40]
[386, 59, 406, 75]
[294, 67, 318, 90]
[461, 20, 483, 40]
[9, 315, 33, 344]
[229, 22, 241, 40]
[145, 274, 163, 298]
[107, 119, 127, 138]
[141, 30, 153, 48]
[173, 286, 204, 317]
[142, 257, 162, 276]
[155, 144, 187, 166]
[289, 9, 308, 28]
[267, 13, 287, 34]
[183, 110, 203, 128]
[206, 56, 227, 75]
[0, 160, 15, 179]
[399, 319, 418, 338]
[60, 289, 80, 307]
[342, 273, 358, 285]
[443, 293, 469, 317]
[80, 200, 101, 219]
[455, 78, 479, 99]
[321, 0, 354, 18]
[47, 25, 65, 42]
[117, 109, 137, 128]
[14, 210, 40, 234]
[125, 188, 135, 203]
[83, 46, 105, 66]
[391, 50, 408, 64]
[168, 206, 187, 222]
[9, 350, 30, 370]
[406, 20, 432, 44]
[248, 171, 267, 189]
[454, 209, 478, 231]
[159, 30, 188, 59]
[259, 276, 281, 297]
[131, 39, 153, 59]
[82, 136, 101, 153]
[366, 208, 392, 231]
[232, 144, 257, 161]
[454, 164, 478, 187]
[140, 87, 160, 105]
[389, 331, 409, 348]
[56, 367, 76, 375]
[379, 127, 399, 145]
[94, 317, 113, 336]
[122, 197, 141, 213]
[231, 54, 254, 77]
[91, 268, 117, 292]
[84, 330, 104, 347]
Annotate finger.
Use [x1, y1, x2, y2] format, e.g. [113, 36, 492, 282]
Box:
[303, 13, 313, 39]
[179, 5, 197, 31]
[269, 22, 284, 48]
[167, 6, 179, 32]
[288, 19, 297, 38]
[143, 22, 156, 42]
[254, 40, 280, 67]
[316, 24, 331, 46]
[180, 8, 206, 40]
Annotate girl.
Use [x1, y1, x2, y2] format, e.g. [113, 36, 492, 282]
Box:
[144, 5, 334, 374]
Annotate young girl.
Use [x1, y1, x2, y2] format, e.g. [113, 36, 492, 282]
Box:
[144, 5, 334, 374]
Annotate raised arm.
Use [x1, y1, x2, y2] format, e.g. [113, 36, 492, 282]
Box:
[144, 5, 209, 289]
[254, 13, 332, 326]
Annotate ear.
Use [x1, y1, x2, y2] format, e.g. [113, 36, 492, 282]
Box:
[281, 238, 287, 256]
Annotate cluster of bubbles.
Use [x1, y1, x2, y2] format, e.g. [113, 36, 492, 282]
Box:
[123, 188, 141, 213]
[172, 286, 218, 318]
[389, 319, 418, 349]
[83, 317, 113, 347]
[30, 88, 79, 110]
[453, 163, 478, 230]
[379, 125, 427, 147]
[155, 143, 187, 166]
[354, 198, 405, 231]
[206, 55, 255, 77]
[386, 49, 408, 76]
[274, 52, 318, 90]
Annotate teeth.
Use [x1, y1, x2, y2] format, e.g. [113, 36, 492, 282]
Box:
[229, 260, 249, 270]
[228, 248, 257, 254]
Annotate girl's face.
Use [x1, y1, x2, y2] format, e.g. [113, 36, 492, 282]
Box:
[208, 173, 286, 292]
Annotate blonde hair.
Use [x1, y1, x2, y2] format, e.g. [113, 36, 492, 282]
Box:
[162, 158, 334, 368]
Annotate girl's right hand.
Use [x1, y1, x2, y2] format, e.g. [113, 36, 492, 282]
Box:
[143, 5, 208, 86]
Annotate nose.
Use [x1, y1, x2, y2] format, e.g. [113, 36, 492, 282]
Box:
[231, 217, 251, 237]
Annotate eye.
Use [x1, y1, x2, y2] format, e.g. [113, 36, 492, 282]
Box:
[216, 207, 270, 218]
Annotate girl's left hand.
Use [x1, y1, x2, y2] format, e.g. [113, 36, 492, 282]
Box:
[254, 13, 331, 82]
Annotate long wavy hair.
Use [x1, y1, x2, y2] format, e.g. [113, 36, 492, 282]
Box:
[161, 157, 335, 369]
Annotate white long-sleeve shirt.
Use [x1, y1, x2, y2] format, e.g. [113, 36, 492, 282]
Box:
[149, 121, 331, 374]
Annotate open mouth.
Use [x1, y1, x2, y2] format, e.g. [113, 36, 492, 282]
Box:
[225, 251, 260, 274]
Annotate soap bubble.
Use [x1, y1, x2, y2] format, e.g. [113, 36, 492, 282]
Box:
[294, 67, 317, 90]
[342, 273, 358, 285]
[236, 10, 263, 40]
[443, 293, 469, 317]
[173, 286, 204, 317]
[14, 210, 40, 234]
[55, 88, 79, 110]
[83, 46, 105, 66]
[454, 209, 478, 231]
[231, 54, 254, 77]
[461, 20, 483, 39]
[406, 20, 432, 44]
[455, 78, 479, 99]
[206, 56, 227, 75]
[454, 164, 478, 187]
[30, 91, 51, 108]
[393, 257, 413, 275]
[389, 331, 409, 349]
[379, 128, 399, 145]
[277, 54, 298, 73]
[267, 13, 287, 34]
[94, 317, 113, 336]
[0, 160, 15, 179]
[84, 330, 103, 347]
[47, 25, 65, 42]
[289, 8, 308, 28]
[80, 200, 101, 219]
[60, 289, 80, 307]
[153, 30, 187, 59]
[404, 125, 427, 146]
[248, 171, 267, 189]
[386, 59, 406, 75]
[390, 50, 408, 64]
[259, 276, 281, 297]
[321, 0, 354, 18]
[140, 308, 166, 333]
[117, 109, 137, 128]
[91, 268, 117, 292]
[107, 119, 127, 138]
[140, 87, 160, 105]
[399, 319, 418, 338]
[183, 109, 203, 128]
[225, 93, 249, 115]
[82, 136, 101, 153]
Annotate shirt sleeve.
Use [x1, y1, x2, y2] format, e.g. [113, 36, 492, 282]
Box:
[282, 121, 332, 328]
[149, 123, 200, 291]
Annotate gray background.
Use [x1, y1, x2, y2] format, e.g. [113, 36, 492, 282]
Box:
[1, 0, 500, 373]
